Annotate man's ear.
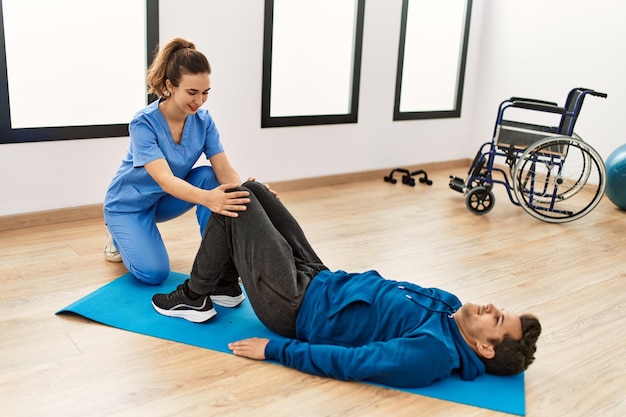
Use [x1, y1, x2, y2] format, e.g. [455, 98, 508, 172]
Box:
[476, 342, 495, 359]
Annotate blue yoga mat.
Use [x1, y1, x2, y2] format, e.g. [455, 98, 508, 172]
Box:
[57, 272, 526, 415]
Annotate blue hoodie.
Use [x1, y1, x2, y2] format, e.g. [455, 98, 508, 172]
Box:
[264, 270, 485, 388]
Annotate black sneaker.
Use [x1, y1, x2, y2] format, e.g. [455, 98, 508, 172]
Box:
[152, 281, 216, 323]
[211, 281, 245, 308]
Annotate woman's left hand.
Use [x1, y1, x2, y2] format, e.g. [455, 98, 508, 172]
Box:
[247, 177, 279, 199]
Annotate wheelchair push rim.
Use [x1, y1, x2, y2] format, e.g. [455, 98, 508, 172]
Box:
[512, 135, 606, 223]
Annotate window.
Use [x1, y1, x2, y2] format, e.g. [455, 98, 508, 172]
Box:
[393, 0, 472, 120]
[0, 0, 159, 143]
[261, 0, 365, 128]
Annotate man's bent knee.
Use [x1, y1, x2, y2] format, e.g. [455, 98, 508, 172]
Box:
[241, 181, 269, 196]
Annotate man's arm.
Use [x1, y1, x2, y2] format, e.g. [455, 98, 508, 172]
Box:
[229, 336, 454, 388]
[229, 337, 269, 360]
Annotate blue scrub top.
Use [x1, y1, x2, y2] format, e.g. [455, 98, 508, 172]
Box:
[104, 99, 224, 213]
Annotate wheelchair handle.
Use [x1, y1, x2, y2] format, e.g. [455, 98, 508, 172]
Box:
[578, 87, 608, 99]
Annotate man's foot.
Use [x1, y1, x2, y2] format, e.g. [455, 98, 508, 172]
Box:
[104, 232, 122, 263]
[152, 281, 216, 323]
[211, 281, 246, 308]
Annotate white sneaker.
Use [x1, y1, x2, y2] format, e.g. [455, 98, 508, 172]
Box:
[104, 232, 122, 263]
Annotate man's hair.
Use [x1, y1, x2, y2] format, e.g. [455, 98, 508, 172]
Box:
[481, 314, 541, 375]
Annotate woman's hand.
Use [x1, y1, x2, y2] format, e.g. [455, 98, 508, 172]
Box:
[204, 183, 250, 217]
[228, 337, 270, 360]
[145, 159, 249, 216]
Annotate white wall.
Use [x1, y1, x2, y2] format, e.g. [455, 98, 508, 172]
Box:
[156, 0, 484, 180]
[470, 0, 625, 160]
[2, 0, 625, 216]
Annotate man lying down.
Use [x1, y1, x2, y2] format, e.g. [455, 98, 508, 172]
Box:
[152, 181, 541, 388]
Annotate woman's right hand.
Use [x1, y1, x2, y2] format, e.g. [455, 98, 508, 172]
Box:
[205, 183, 250, 217]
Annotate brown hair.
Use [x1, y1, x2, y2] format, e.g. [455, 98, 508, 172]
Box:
[146, 37, 211, 98]
[481, 314, 542, 375]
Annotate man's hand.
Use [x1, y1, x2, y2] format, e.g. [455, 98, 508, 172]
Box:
[228, 337, 270, 360]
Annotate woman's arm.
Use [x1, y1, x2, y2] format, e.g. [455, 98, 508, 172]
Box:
[209, 152, 242, 184]
[144, 158, 249, 217]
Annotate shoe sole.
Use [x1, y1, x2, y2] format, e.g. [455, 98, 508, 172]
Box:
[211, 294, 246, 308]
[151, 302, 217, 323]
[104, 252, 123, 263]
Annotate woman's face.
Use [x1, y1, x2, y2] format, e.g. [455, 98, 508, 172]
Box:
[167, 72, 211, 115]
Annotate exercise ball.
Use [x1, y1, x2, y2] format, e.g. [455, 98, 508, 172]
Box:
[605, 144, 626, 210]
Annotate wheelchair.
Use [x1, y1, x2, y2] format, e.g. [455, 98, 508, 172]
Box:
[449, 87, 608, 223]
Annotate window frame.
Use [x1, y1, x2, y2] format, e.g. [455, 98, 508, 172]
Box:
[261, 0, 366, 128]
[393, 0, 472, 121]
[0, 0, 159, 144]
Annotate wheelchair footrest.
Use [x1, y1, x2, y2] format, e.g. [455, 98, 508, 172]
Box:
[449, 176, 466, 193]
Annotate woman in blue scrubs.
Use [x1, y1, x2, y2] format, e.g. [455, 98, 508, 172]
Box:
[103, 37, 256, 285]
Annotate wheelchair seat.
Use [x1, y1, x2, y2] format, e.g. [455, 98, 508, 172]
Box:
[494, 87, 600, 152]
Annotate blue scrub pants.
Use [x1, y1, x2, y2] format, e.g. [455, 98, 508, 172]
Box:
[104, 166, 220, 285]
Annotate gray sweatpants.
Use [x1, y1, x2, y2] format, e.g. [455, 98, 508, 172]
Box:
[187, 181, 328, 338]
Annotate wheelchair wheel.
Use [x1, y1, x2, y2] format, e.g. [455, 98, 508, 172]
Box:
[517, 133, 592, 202]
[513, 135, 606, 223]
[466, 186, 495, 215]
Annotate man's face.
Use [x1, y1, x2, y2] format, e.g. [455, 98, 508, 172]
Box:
[454, 303, 523, 357]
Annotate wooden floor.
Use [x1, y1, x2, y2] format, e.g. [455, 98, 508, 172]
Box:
[1, 167, 624, 417]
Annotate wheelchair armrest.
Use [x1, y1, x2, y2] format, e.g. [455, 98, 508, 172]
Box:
[509, 100, 565, 114]
[509, 97, 559, 106]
